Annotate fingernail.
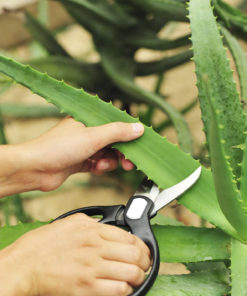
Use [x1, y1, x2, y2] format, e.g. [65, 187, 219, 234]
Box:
[132, 123, 144, 134]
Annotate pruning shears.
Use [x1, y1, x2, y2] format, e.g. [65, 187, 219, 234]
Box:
[52, 166, 201, 296]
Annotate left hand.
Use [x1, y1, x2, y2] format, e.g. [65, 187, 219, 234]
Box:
[0, 117, 144, 196]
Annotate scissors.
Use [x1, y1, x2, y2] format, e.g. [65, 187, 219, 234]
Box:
[52, 166, 201, 296]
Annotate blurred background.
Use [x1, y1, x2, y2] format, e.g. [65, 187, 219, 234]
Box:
[0, 1, 246, 270]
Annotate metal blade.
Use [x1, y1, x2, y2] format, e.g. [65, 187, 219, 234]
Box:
[151, 166, 202, 216]
[133, 178, 160, 203]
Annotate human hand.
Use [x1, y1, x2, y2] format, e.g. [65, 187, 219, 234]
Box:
[0, 117, 144, 197]
[0, 214, 151, 296]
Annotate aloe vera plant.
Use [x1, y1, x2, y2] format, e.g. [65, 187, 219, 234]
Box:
[1, 0, 247, 294]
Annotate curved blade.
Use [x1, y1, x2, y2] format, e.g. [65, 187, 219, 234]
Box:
[151, 166, 202, 216]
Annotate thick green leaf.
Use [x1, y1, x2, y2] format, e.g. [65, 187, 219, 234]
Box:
[189, 0, 247, 180]
[0, 221, 46, 250]
[240, 136, 247, 204]
[136, 50, 193, 76]
[231, 238, 247, 295]
[0, 104, 63, 119]
[0, 55, 241, 240]
[154, 98, 198, 133]
[0, 221, 230, 264]
[186, 262, 227, 274]
[126, 33, 191, 51]
[60, 1, 118, 41]
[215, 0, 247, 35]
[55, 0, 136, 28]
[221, 26, 247, 109]
[97, 43, 193, 153]
[127, 0, 188, 22]
[148, 271, 230, 296]
[151, 214, 184, 226]
[29, 56, 104, 90]
[154, 226, 230, 263]
[25, 12, 70, 57]
[189, 0, 247, 240]
[202, 75, 247, 240]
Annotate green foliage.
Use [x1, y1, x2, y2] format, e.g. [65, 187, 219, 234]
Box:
[148, 271, 230, 296]
[221, 26, 247, 108]
[0, 55, 240, 241]
[231, 239, 247, 295]
[1, 0, 247, 294]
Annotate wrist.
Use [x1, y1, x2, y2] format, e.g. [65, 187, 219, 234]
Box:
[0, 144, 40, 198]
[0, 244, 32, 296]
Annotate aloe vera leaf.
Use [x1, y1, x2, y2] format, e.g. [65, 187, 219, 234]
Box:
[215, 0, 247, 33]
[127, 0, 187, 22]
[0, 55, 241, 240]
[25, 12, 70, 57]
[29, 57, 134, 104]
[221, 26, 247, 109]
[0, 221, 230, 263]
[97, 44, 193, 154]
[231, 238, 247, 295]
[126, 33, 191, 50]
[138, 73, 164, 126]
[154, 226, 230, 263]
[151, 214, 184, 226]
[240, 136, 247, 204]
[148, 271, 230, 296]
[154, 98, 198, 133]
[29, 57, 104, 90]
[55, 0, 136, 28]
[189, 0, 247, 179]
[202, 74, 247, 239]
[136, 50, 193, 76]
[0, 104, 63, 119]
[0, 221, 47, 250]
[186, 262, 227, 274]
[61, 1, 118, 41]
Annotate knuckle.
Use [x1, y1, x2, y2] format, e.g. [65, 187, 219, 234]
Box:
[132, 247, 142, 264]
[113, 122, 126, 136]
[116, 282, 131, 296]
[127, 233, 136, 245]
[131, 266, 144, 285]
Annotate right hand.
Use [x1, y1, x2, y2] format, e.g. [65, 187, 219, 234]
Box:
[0, 214, 151, 296]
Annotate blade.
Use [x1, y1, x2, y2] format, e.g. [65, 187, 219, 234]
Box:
[151, 166, 202, 216]
[133, 178, 160, 203]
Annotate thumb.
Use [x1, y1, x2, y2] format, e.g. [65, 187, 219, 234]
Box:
[86, 122, 144, 152]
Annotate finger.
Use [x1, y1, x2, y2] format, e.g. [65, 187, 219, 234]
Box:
[121, 158, 135, 171]
[95, 150, 119, 173]
[86, 122, 144, 154]
[99, 225, 150, 257]
[96, 260, 145, 287]
[100, 241, 151, 271]
[91, 279, 133, 296]
[95, 158, 118, 172]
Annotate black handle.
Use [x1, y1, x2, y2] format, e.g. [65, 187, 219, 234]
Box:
[51, 205, 125, 225]
[124, 196, 160, 296]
